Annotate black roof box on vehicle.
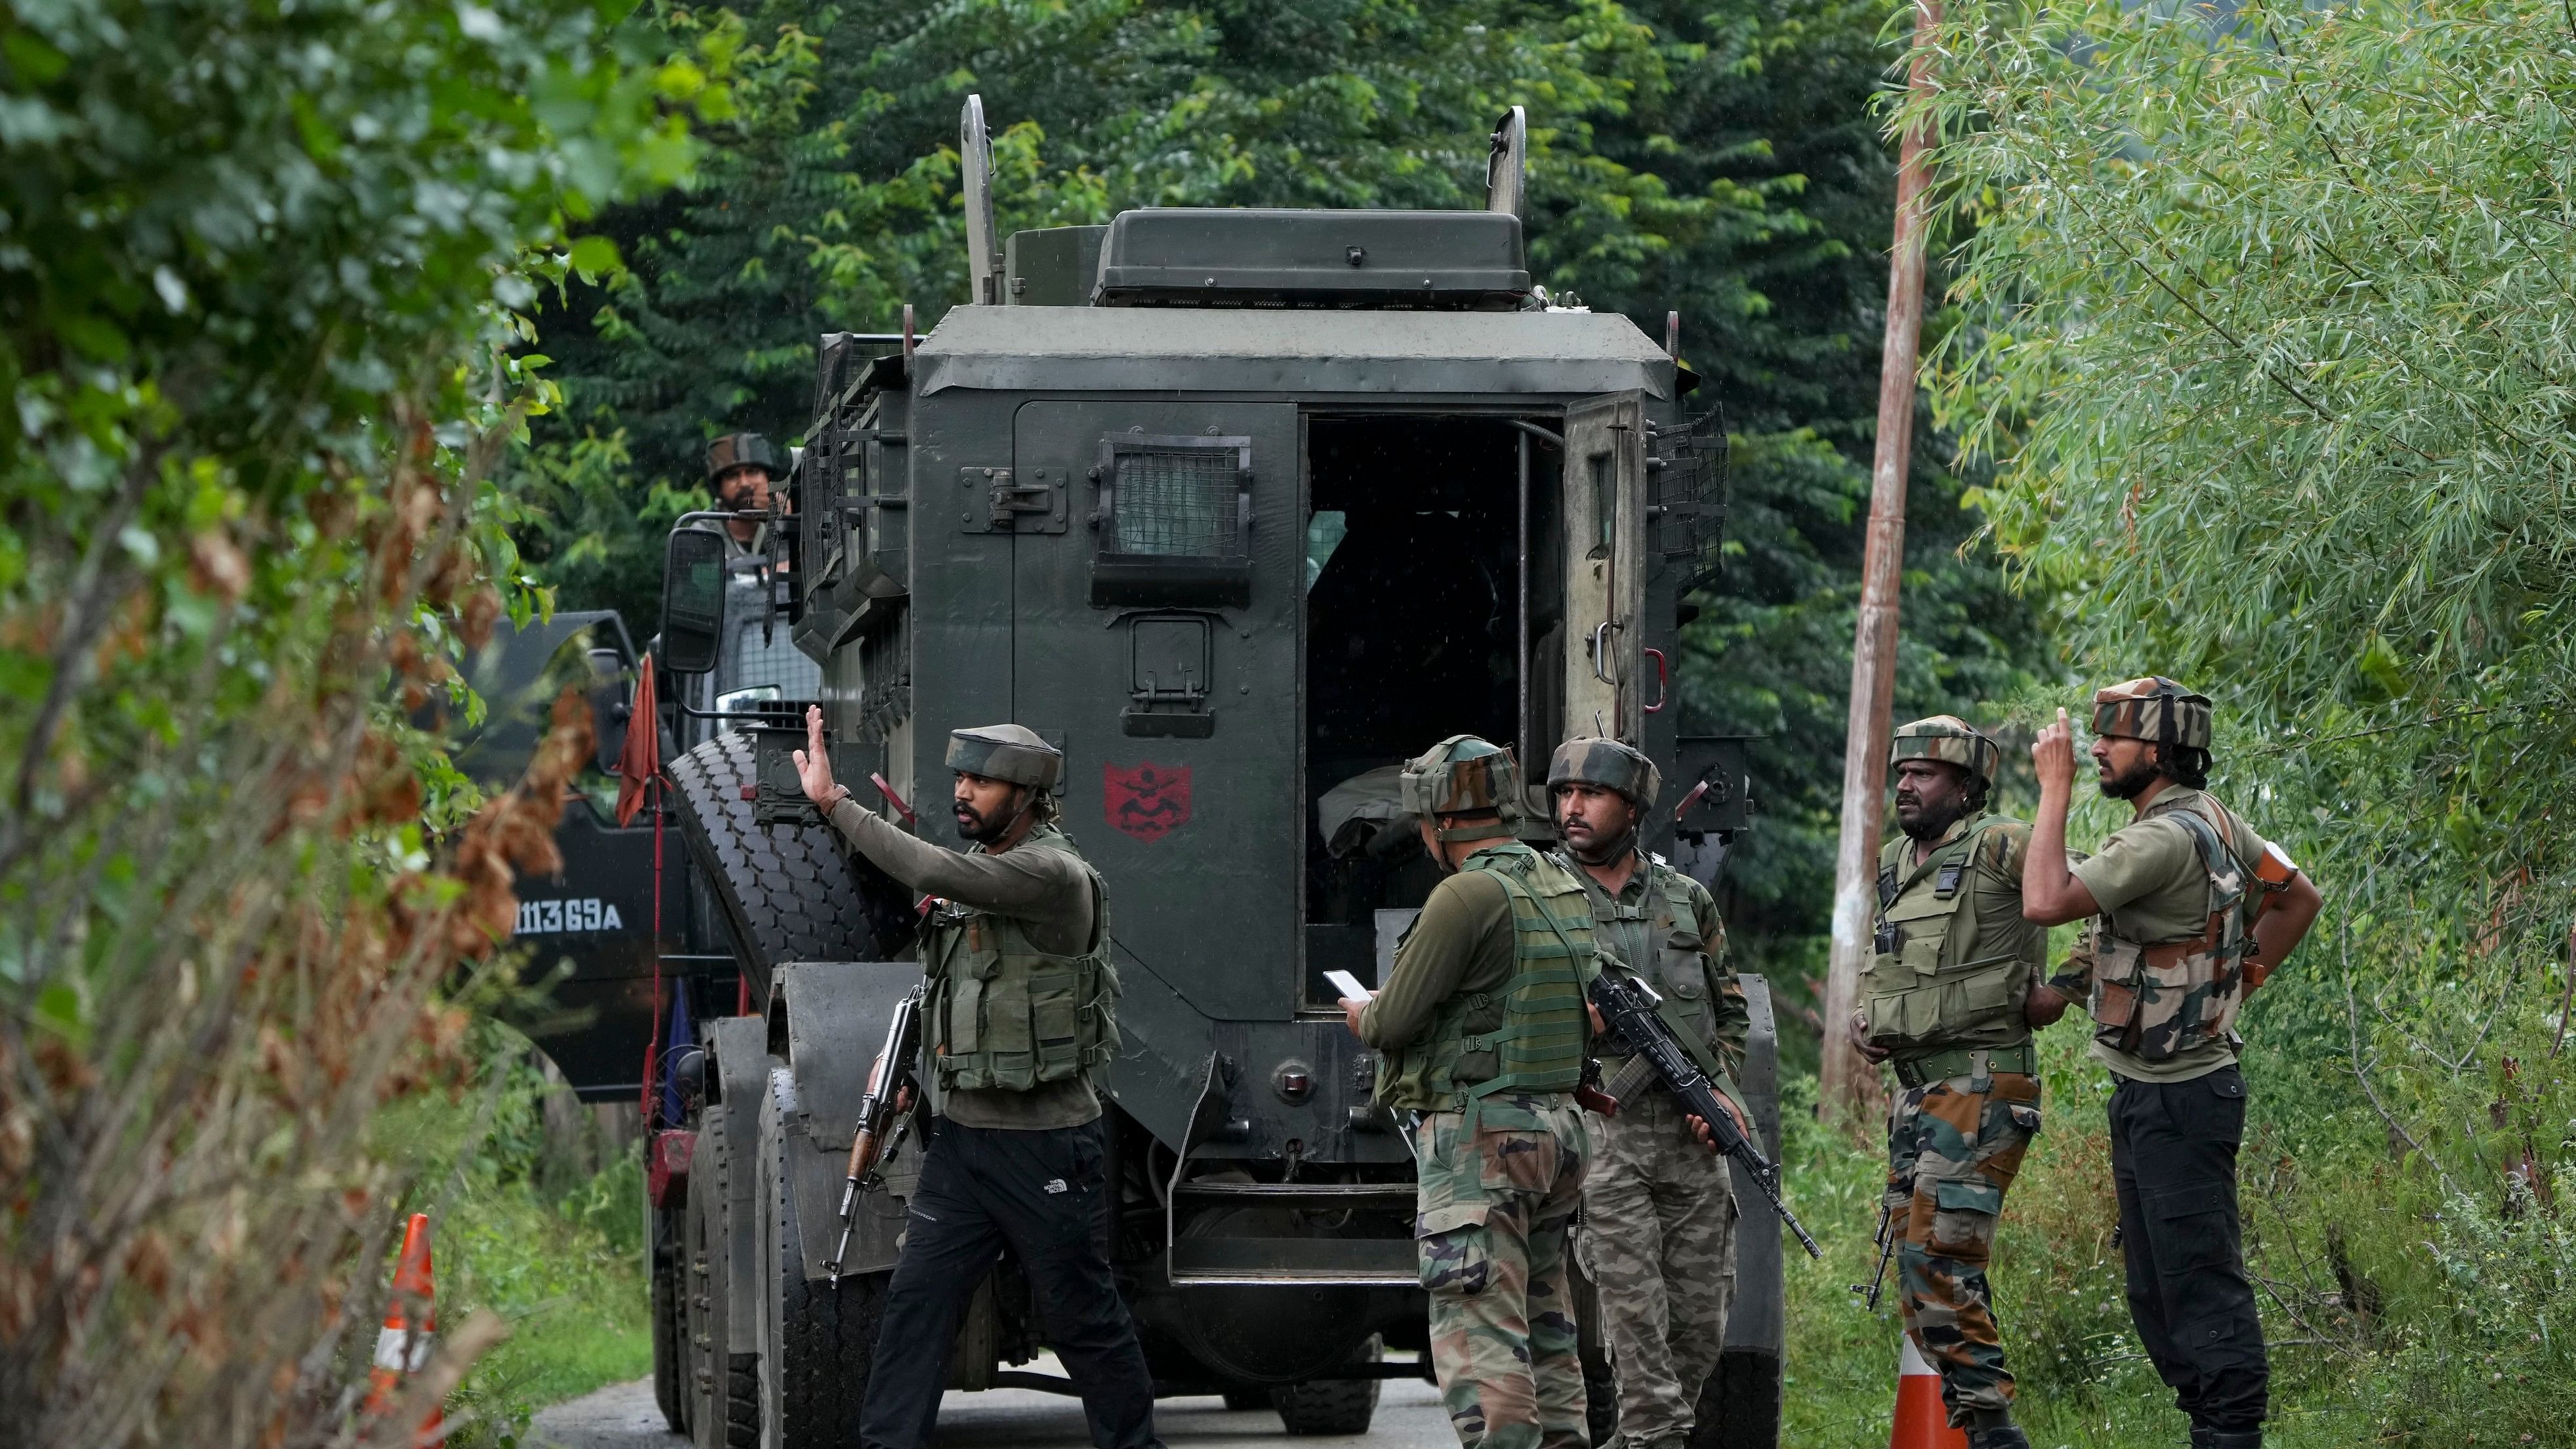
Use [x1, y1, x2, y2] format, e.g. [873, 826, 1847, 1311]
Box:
[1091, 207, 1530, 310]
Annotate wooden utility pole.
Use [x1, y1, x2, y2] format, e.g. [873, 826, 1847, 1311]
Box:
[1821, 0, 1942, 1126]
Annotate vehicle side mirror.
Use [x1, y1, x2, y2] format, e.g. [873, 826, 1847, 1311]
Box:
[660, 528, 729, 675]
[586, 646, 630, 776]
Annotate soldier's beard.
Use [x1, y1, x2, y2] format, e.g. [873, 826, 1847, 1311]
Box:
[1896, 795, 1970, 842]
[2098, 756, 2162, 801]
[953, 792, 1024, 845]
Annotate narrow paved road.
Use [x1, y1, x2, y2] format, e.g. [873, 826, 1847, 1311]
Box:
[528, 1366, 1454, 1449]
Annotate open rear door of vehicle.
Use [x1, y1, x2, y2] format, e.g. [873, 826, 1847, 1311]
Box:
[1561, 391, 1648, 744]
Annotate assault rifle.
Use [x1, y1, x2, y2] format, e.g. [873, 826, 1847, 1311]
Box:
[825, 984, 924, 1287]
[1852, 1202, 1894, 1309]
[1585, 971, 1823, 1259]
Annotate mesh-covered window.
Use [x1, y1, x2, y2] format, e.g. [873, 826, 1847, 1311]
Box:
[1115, 450, 1237, 556]
[1091, 432, 1254, 607]
[724, 583, 823, 699]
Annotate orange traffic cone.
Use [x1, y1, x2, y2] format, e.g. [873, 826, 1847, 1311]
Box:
[1890, 1334, 1967, 1449]
[365, 1212, 444, 1443]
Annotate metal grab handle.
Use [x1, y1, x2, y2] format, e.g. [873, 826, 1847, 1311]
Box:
[1643, 648, 1668, 714]
[1590, 621, 1617, 683]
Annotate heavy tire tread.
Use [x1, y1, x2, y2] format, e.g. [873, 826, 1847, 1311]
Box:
[650, 1206, 690, 1437]
[764, 1070, 882, 1449]
[1272, 1337, 1382, 1436]
[667, 732, 911, 982]
[688, 1114, 729, 1449]
[723, 1353, 758, 1448]
[1583, 1347, 1617, 1448]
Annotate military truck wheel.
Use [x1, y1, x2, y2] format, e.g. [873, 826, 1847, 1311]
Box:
[1272, 1337, 1381, 1436]
[1690, 1349, 1781, 1449]
[686, 1140, 718, 1443]
[667, 731, 910, 988]
[690, 1112, 755, 1449]
[1582, 1345, 1617, 1447]
[757, 1067, 880, 1448]
[650, 1202, 692, 1436]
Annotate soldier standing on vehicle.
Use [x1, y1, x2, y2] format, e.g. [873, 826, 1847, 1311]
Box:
[703, 431, 783, 556]
[1339, 735, 1594, 1449]
[2020, 680, 2322, 1449]
[1852, 717, 2052, 1449]
[1545, 736, 1749, 1449]
[791, 707, 1162, 1449]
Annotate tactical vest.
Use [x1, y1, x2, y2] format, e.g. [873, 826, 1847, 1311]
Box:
[921, 822, 1121, 1092]
[1562, 852, 1719, 1056]
[2087, 794, 2254, 1062]
[1379, 843, 1595, 1112]
[1863, 815, 2039, 1053]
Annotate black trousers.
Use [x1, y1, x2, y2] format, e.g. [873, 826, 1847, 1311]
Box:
[2108, 1064, 2268, 1433]
[858, 1116, 1161, 1449]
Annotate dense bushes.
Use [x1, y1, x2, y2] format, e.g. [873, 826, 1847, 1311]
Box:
[0, 3, 713, 1444]
[1898, 1, 2576, 1440]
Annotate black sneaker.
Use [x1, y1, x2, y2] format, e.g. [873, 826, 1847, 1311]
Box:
[1965, 1423, 2031, 1449]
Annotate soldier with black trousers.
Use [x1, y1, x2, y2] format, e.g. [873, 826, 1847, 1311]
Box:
[794, 709, 1162, 1449]
[2021, 680, 2323, 1449]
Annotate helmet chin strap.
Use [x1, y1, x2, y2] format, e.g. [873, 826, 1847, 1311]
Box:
[1565, 825, 1637, 868]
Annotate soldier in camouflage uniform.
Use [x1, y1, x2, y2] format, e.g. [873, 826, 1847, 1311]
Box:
[1545, 737, 1749, 1449]
[1340, 736, 1596, 1449]
[1852, 718, 2050, 1449]
[2022, 681, 2321, 1449]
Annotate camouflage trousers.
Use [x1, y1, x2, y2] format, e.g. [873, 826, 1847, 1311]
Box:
[1884, 1070, 2041, 1423]
[1577, 1088, 1737, 1449]
[1414, 1093, 1591, 1449]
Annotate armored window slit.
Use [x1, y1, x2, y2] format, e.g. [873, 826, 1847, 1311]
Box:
[1089, 434, 1254, 607]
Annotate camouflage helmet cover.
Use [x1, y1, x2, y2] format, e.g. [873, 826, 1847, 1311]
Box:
[946, 724, 1064, 789]
[1546, 736, 1661, 811]
[705, 432, 782, 487]
[1889, 715, 2001, 788]
[2091, 677, 2212, 751]
[1400, 734, 1522, 842]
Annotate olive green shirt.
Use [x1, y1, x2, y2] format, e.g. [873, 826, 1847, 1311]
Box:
[2064, 786, 2272, 1084]
[827, 799, 1101, 1129]
[1355, 866, 1515, 1064]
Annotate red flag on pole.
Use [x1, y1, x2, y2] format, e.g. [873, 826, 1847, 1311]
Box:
[615, 655, 659, 827]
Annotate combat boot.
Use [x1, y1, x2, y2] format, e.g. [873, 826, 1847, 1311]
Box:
[2198, 1433, 2262, 1449]
[1964, 1409, 2030, 1449]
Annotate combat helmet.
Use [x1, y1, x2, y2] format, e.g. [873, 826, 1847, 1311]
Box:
[2091, 677, 2211, 750]
[1546, 736, 1661, 811]
[1889, 715, 2001, 790]
[1400, 734, 1521, 845]
[947, 724, 1064, 789]
[705, 431, 782, 487]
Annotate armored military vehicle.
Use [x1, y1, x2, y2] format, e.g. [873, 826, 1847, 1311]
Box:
[644, 98, 1780, 1449]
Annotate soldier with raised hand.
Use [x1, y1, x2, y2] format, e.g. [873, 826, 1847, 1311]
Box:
[1339, 735, 1594, 1449]
[791, 709, 1162, 1449]
[1854, 717, 2054, 1449]
[1544, 736, 1749, 1449]
[2021, 680, 2322, 1449]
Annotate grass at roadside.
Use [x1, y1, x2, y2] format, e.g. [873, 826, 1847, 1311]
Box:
[1772, 1022, 2390, 1449]
[375, 1027, 654, 1448]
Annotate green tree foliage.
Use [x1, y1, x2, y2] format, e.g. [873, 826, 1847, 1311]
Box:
[1912, 1, 2576, 1437]
[522, 0, 2052, 948]
[0, 1, 705, 1441]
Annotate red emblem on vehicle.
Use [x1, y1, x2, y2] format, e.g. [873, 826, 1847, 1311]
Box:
[1104, 762, 1192, 842]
